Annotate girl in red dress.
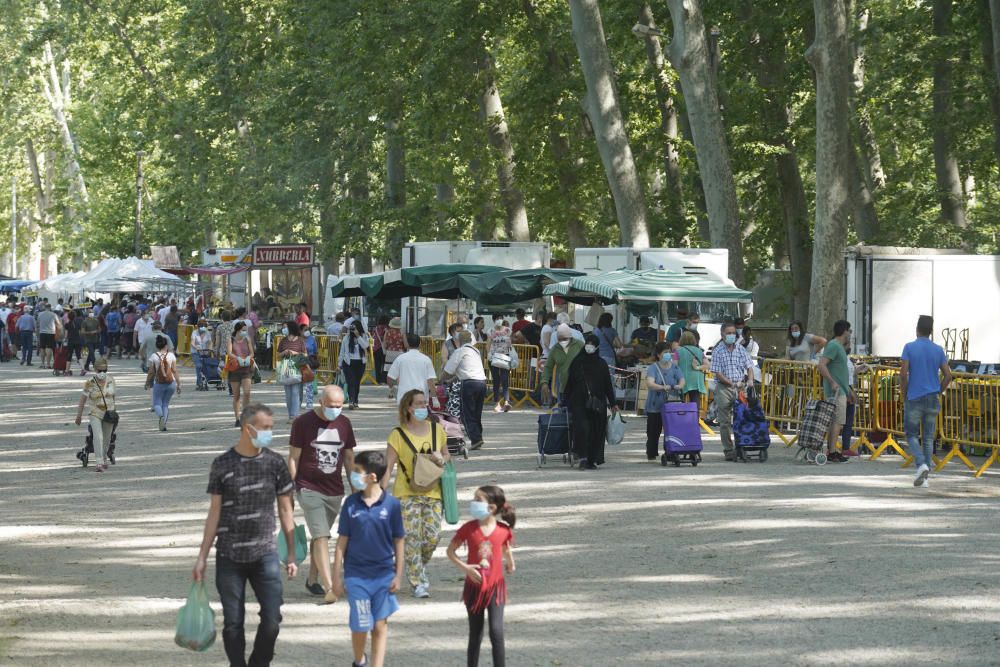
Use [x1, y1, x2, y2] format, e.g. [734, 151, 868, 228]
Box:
[447, 485, 517, 667]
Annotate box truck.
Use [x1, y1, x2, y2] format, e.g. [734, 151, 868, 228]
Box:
[844, 246, 1000, 362]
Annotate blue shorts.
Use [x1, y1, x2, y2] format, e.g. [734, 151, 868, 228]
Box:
[345, 573, 399, 633]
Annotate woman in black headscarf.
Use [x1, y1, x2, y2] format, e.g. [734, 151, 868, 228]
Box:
[563, 333, 619, 470]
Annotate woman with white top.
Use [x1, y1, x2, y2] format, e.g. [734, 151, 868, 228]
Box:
[785, 320, 827, 361]
[488, 322, 518, 413]
[339, 319, 369, 409]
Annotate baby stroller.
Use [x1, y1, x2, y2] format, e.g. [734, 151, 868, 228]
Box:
[200, 353, 224, 390]
[431, 410, 469, 459]
[796, 398, 836, 466]
[76, 422, 118, 467]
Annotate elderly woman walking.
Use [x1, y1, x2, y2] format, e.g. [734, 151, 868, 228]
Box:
[380, 389, 450, 599]
[74, 357, 118, 472]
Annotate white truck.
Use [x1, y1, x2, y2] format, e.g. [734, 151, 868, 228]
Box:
[571, 247, 749, 339]
[402, 241, 551, 334]
[844, 246, 1000, 362]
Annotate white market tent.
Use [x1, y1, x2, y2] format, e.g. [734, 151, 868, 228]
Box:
[72, 257, 187, 294]
[24, 271, 88, 301]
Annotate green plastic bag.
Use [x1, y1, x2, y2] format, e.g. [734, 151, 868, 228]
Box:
[440, 461, 459, 525]
[175, 581, 216, 652]
[277, 524, 308, 565]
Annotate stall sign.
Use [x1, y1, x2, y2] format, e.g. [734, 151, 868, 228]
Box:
[252, 244, 314, 266]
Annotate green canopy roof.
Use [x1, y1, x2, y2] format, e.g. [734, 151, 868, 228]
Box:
[421, 268, 586, 305]
[331, 264, 506, 300]
[543, 269, 752, 304]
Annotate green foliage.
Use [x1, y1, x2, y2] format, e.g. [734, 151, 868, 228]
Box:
[0, 0, 998, 278]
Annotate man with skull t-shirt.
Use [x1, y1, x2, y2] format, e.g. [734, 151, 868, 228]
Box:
[288, 385, 357, 602]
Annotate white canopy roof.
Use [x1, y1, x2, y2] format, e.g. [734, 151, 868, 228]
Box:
[25, 271, 88, 301]
[74, 257, 185, 293]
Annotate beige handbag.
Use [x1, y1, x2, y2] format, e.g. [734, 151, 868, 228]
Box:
[395, 426, 444, 494]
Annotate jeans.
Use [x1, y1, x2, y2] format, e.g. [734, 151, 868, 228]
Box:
[490, 366, 510, 403]
[342, 359, 365, 404]
[84, 341, 98, 370]
[283, 382, 301, 419]
[842, 400, 856, 451]
[19, 331, 33, 363]
[905, 393, 940, 469]
[193, 351, 205, 387]
[216, 553, 284, 667]
[153, 381, 176, 425]
[461, 379, 487, 444]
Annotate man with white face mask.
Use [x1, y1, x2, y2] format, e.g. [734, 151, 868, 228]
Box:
[193, 404, 297, 667]
[710, 322, 755, 461]
[289, 385, 357, 602]
[540, 324, 585, 407]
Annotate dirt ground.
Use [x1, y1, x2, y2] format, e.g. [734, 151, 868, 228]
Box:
[2, 359, 1000, 667]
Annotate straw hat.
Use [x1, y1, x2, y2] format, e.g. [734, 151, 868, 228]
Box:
[388, 317, 402, 329]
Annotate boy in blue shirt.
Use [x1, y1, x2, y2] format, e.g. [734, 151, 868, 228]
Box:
[333, 451, 405, 667]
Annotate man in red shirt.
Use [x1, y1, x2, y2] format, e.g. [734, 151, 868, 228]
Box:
[288, 384, 357, 603]
[510, 308, 530, 336]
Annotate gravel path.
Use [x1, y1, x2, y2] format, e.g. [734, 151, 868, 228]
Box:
[1, 360, 999, 666]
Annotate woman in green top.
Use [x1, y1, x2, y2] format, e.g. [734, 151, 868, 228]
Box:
[676, 331, 708, 404]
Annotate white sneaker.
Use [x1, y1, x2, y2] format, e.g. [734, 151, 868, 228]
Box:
[920, 479, 929, 488]
[913, 464, 929, 487]
[413, 584, 430, 599]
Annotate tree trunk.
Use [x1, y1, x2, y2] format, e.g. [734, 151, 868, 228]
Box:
[806, 0, 852, 332]
[675, 97, 711, 243]
[478, 46, 530, 242]
[469, 157, 496, 241]
[931, 0, 968, 230]
[849, 1, 884, 237]
[385, 103, 407, 268]
[434, 182, 455, 237]
[991, 0, 1000, 89]
[749, 13, 813, 322]
[849, 142, 879, 242]
[567, 0, 651, 249]
[637, 2, 685, 233]
[979, 0, 1000, 169]
[665, 0, 743, 283]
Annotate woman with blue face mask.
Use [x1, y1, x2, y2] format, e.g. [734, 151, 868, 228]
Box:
[643, 342, 686, 461]
[785, 320, 827, 362]
[380, 389, 451, 599]
[278, 320, 307, 422]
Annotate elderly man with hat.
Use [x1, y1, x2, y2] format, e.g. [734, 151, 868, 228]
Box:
[540, 323, 585, 408]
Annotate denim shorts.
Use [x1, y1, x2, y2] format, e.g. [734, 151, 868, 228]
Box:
[345, 572, 399, 633]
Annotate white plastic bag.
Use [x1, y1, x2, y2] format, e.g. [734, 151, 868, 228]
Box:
[606, 412, 626, 446]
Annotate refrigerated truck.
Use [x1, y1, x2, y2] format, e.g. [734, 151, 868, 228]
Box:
[844, 246, 1000, 362]
[571, 247, 750, 341]
[402, 241, 551, 334]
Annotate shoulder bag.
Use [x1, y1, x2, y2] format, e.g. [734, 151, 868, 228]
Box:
[95, 380, 120, 425]
[394, 426, 444, 494]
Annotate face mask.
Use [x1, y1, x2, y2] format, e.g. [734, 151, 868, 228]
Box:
[281, 327, 289, 336]
[413, 407, 429, 421]
[660, 353, 672, 364]
[199, 326, 207, 333]
[688, 323, 698, 331]
[725, 334, 737, 345]
[303, 330, 311, 337]
[736, 329, 743, 337]
[323, 406, 342, 421]
[470, 500, 491, 520]
[584, 344, 597, 354]
[791, 331, 801, 339]
[96, 371, 107, 381]
[559, 339, 570, 349]
[350, 471, 369, 490]
[241, 331, 249, 339]
[249, 425, 273, 449]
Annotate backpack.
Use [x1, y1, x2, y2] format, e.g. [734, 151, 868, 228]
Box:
[394, 426, 444, 494]
[155, 351, 174, 384]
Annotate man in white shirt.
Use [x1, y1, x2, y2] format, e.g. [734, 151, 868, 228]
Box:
[157, 298, 175, 324]
[440, 330, 487, 449]
[134, 312, 154, 358]
[36, 304, 62, 369]
[387, 333, 440, 408]
[326, 312, 345, 337]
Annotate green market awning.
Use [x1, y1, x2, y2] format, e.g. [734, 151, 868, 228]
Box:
[543, 269, 753, 304]
[332, 264, 507, 300]
[421, 268, 586, 305]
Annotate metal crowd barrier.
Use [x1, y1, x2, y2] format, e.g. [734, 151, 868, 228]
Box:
[760, 359, 823, 447]
[939, 372, 1000, 477]
[177, 323, 194, 367]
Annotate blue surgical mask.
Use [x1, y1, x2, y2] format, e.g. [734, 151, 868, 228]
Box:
[249, 425, 273, 449]
[303, 330, 311, 337]
[791, 330, 801, 339]
[413, 407, 429, 421]
[199, 326, 207, 333]
[470, 500, 491, 520]
[281, 327, 289, 336]
[323, 406, 342, 421]
[350, 471, 369, 490]
[725, 334, 737, 345]
[660, 353, 672, 364]
[241, 331, 249, 339]
[736, 328, 743, 337]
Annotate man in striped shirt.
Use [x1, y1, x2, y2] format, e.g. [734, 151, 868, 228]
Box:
[193, 404, 297, 667]
[710, 322, 755, 462]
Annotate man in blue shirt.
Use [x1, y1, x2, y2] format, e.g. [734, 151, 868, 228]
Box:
[333, 451, 405, 667]
[900, 315, 952, 488]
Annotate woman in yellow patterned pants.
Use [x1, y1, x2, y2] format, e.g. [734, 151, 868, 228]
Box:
[381, 389, 451, 598]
